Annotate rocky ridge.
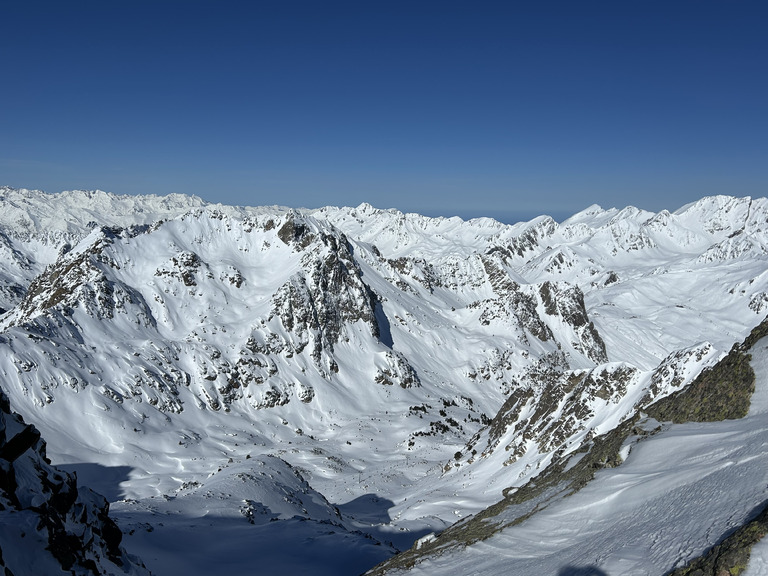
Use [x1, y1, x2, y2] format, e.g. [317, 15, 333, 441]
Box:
[0, 386, 148, 575]
[369, 316, 768, 575]
[0, 189, 767, 574]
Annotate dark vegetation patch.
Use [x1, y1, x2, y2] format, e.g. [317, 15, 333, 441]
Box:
[665, 499, 768, 576]
[369, 317, 768, 575]
[647, 317, 768, 423]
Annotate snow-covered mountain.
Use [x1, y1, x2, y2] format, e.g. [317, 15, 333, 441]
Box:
[0, 386, 149, 575]
[0, 186, 767, 575]
[370, 317, 768, 575]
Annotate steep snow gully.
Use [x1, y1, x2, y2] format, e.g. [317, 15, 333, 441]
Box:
[0, 187, 767, 575]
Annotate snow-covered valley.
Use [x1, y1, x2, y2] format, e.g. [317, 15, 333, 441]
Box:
[1, 187, 767, 575]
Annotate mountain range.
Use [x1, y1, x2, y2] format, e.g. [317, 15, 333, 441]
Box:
[0, 186, 767, 575]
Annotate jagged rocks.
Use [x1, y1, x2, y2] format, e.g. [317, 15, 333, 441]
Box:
[374, 351, 420, 389]
[155, 250, 211, 287]
[639, 343, 719, 407]
[476, 386, 535, 460]
[463, 360, 638, 467]
[491, 216, 557, 259]
[270, 225, 380, 366]
[9, 227, 157, 330]
[0, 387, 148, 575]
[277, 215, 314, 248]
[538, 281, 607, 364]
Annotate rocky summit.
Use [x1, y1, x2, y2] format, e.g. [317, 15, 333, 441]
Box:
[0, 187, 767, 575]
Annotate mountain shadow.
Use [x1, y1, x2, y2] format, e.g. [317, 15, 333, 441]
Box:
[57, 462, 133, 502]
[338, 493, 394, 525]
[113, 508, 395, 576]
[337, 493, 433, 551]
[374, 301, 394, 348]
[558, 567, 609, 576]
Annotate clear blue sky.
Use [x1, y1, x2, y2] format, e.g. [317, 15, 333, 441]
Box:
[2, 1, 766, 222]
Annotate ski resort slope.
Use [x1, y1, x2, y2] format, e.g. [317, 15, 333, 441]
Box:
[383, 336, 768, 576]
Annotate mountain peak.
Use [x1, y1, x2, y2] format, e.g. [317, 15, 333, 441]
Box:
[0, 189, 767, 575]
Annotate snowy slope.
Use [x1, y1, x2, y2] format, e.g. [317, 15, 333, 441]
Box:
[0, 387, 149, 575]
[369, 323, 768, 575]
[112, 455, 396, 576]
[0, 188, 767, 574]
[374, 410, 768, 575]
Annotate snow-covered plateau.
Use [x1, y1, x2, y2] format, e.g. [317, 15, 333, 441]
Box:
[0, 186, 767, 575]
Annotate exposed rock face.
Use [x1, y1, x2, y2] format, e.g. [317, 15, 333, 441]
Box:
[490, 216, 558, 259]
[537, 280, 607, 364]
[0, 387, 148, 575]
[10, 226, 156, 330]
[463, 360, 637, 467]
[270, 224, 381, 362]
[646, 317, 768, 423]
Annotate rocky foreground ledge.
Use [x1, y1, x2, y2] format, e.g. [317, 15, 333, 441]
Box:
[0, 387, 149, 576]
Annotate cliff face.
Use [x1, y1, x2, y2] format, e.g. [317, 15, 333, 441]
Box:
[0, 387, 148, 576]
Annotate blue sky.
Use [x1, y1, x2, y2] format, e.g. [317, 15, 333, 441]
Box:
[2, 1, 766, 222]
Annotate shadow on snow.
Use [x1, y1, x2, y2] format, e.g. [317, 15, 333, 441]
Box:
[57, 462, 133, 502]
[111, 491, 434, 575]
[558, 567, 609, 576]
[113, 505, 397, 576]
[336, 493, 434, 553]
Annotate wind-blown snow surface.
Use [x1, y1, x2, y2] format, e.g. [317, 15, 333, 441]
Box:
[0, 385, 150, 575]
[387, 336, 768, 575]
[746, 538, 768, 576]
[0, 187, 768, 574]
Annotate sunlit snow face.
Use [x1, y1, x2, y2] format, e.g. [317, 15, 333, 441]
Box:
[1, 191, 768, 575]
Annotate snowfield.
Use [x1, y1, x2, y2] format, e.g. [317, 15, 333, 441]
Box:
[0, 187, 767, 575]
[394, 395, 768, 574]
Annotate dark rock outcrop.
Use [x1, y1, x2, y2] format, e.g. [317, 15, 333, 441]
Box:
[0, 387, 148, 575]
[665, 499, 768, 576]
[647, 317, 768, 423]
